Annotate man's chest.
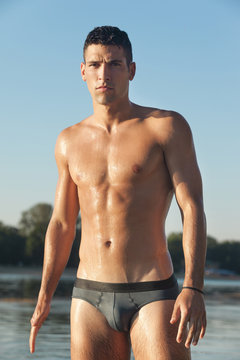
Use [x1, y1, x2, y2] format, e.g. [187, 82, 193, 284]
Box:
[68, 126, 166, 187]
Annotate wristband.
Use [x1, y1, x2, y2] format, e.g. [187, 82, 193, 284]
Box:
[182, 286, 204, 295]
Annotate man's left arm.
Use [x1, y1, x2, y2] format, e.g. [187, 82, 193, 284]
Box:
[162, 112, 207, 348]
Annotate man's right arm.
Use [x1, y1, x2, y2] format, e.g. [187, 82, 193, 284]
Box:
[29, 129, 79, 353]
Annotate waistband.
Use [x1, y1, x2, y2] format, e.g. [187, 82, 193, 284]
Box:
[74, 274, 177, 293]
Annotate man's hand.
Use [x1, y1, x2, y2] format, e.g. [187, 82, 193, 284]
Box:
[170, 289, 206, 348]
[29, 300, 51, 353]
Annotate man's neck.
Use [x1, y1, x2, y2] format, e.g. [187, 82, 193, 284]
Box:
[92, 99, 135, 133]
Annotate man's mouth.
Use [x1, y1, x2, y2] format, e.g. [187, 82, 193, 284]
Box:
[96, 85, 113, 91]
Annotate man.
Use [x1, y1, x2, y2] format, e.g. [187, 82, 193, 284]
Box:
[29, 26, 206, 360]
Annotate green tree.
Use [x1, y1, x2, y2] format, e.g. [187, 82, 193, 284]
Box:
[216, 241, 240, 274]
[25, 223, 47, 265]
[167, 232, 184, 272]
[19, 203, 81, 266]
[0, 222, 26, 265]
[19, 203, 53, 237]
[206, 235, 218, 265]
[19, 203, 53, 264]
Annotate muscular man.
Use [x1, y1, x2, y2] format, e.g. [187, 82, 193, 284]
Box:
[29, 26, 206, 360]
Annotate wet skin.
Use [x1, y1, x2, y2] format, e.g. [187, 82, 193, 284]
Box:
[30, 45, 206, 359]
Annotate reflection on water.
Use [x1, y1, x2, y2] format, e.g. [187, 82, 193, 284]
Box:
[1, 268, 240, 300]
[0, 269, 75, 299]
[0, 269, 240, 360]
[192, 302, 240, 360]
[1, 299, 240, 360]
[0, 300, 71, 360]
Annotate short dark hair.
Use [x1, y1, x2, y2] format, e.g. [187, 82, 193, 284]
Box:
[83, 26, 133, 66]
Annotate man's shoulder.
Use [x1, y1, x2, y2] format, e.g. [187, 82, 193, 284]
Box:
[55, 116, 93, 157]
[57, 116, 94, 141]
[146, 107, 188, 126]
[139, 106, 191, 140]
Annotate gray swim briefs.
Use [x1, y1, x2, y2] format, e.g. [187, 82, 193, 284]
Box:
[72, 274, 179, 332]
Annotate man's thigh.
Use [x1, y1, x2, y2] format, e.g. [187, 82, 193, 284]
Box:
[71, 298, 131, 360]
[130, 300, 191, 360]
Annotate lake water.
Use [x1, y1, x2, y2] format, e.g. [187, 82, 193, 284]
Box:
[1, 268, 240, 360]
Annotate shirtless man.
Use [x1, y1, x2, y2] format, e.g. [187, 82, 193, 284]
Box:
[29, 26, 206, 360]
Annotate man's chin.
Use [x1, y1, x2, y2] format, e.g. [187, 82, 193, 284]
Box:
[95, 94, 115, 105]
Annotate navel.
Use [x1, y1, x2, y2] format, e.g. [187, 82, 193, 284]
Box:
[104, 240, 112, 248]
[132, 164, 142, 174]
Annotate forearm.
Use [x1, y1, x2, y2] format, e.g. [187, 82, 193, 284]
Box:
[182, 203, 206, 290]
[38, 218, 76, 302]
[171, 202, 207, 348]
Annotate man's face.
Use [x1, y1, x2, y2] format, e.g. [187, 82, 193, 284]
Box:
[81, 44, 135, 105]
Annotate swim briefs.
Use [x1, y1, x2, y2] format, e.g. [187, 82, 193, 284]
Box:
[72, 274, 179, 332]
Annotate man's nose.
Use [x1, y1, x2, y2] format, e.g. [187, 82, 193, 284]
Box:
[98, 63, 110, 81]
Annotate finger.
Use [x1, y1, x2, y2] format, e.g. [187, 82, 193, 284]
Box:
[31, 308, 47, 327]
[200, 314, 207, 339]
[170, 303, 181, 324]
[29, 325, 40, 353]
[192, 320, 202, 346]
[176, 313, 188, 343]
[185, 319, 195, 348]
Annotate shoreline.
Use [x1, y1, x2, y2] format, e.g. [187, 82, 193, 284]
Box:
[1, 266, 240, 279]
[0, 266, 240, 303]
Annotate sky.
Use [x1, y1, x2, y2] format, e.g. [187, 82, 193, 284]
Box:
[0, 0, 239, 241]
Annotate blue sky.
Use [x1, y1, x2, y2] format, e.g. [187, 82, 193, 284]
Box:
[0, 0, 239, 241]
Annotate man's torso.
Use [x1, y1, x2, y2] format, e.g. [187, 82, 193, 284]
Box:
[63, 105, 176, 282]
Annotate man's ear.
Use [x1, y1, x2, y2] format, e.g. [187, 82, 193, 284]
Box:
[81, 62, 86, 81]
[129, 62, 136, 81]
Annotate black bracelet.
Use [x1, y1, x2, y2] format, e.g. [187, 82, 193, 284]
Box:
[182, 286, 205, 295]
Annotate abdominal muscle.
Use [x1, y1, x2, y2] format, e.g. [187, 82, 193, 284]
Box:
[76, 186, 174, 283]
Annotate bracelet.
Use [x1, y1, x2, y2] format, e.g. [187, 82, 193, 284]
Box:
[182, 286, 205, 295]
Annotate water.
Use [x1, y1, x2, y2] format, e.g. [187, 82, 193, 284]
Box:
[0, 269, 240, 360]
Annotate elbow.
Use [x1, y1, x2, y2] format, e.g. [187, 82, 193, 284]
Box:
[47, 217, 76, 240]
[181, 198, 205, 221]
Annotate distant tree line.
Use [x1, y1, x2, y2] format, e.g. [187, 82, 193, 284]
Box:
[0, 203, 80, 267]
[0, 203, 240, 274]
[168, 232, 240, 274]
